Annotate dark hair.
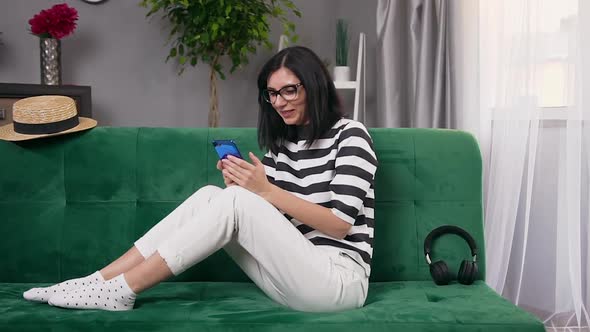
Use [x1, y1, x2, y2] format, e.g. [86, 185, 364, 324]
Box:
[257, 46, 344, 152]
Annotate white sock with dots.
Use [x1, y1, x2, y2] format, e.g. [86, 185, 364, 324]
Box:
[48, 274, 136, 311]
[23, 271, 104, 303]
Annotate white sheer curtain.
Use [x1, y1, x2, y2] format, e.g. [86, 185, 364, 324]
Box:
[464, 0, 590, 330]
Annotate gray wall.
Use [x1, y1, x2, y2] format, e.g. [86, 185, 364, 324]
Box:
[0, 0, 377, 127]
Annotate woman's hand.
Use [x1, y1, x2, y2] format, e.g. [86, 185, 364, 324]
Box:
[223, 153, 351, 239]
[221, 153, 274, 198]
[216, 160, 235, 187]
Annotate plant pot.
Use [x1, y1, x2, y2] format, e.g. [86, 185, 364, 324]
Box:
[40, 38, 61, 85]
[333, 66, 350, 81]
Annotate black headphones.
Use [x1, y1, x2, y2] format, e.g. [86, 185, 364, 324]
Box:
[423, 225, 479, 285]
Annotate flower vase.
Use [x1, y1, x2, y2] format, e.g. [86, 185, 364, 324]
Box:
[39, 38, 62, 85]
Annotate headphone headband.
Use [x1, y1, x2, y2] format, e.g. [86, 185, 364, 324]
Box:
[423, 225, 478, 262]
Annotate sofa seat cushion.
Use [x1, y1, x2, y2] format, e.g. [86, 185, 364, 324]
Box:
[1, 281, 543, 332]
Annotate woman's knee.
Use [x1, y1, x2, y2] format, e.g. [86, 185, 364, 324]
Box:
[219, 186, 260, 204]
[199, 185, 223, 196]
[221, 185, 249, 196]
[216, 186, 275, 219]
[186, 185, 222, 202]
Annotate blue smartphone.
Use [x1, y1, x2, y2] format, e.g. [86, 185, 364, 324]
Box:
[212, 139, 243, 160]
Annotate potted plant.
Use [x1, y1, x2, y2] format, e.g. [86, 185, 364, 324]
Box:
[140, 0, 301, 127]
[334, 19, 350, 82]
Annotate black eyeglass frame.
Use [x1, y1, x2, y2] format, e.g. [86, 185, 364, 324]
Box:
[262, 83, 304, 104]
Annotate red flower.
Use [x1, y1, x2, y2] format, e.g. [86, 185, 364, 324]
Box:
[28, 3, 78, 40]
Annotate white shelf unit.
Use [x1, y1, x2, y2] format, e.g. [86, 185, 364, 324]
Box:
[333, 81, 357, 89]
[277, 32, 366, 122]
[334, 32, 366, 122]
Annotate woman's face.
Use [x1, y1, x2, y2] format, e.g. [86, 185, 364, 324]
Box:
[266, 67, 308, 126]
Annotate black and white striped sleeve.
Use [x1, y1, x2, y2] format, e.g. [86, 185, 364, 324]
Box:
[329, 122, 378, 224]
[261, 150, 277, 184]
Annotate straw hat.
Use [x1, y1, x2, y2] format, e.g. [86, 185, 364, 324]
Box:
[0, 95, 97, 141]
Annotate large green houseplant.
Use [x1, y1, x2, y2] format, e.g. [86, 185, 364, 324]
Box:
[140, 0, 301, 127]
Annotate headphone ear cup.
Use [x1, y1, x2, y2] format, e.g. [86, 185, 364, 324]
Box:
[430, 261, 451, 285]
[470, 262, 479, 284]
[458, 260, 478, 285]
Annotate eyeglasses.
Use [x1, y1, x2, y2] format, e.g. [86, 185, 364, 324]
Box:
[262, 83, 303, 104]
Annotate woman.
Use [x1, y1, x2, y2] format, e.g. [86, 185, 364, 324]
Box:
[23, 46, 378, 313]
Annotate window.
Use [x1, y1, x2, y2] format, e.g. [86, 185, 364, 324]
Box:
[537, 1, 577, 113]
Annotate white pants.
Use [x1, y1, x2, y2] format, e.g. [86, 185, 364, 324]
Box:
[134, 185, 368, 312]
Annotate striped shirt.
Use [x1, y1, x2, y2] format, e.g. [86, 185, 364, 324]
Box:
[261, 118, 378, 277]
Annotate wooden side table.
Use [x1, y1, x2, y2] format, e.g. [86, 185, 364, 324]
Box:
[0, 83, 92, 127]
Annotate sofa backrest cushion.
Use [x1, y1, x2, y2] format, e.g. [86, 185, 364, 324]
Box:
[0, 127, 484, 283]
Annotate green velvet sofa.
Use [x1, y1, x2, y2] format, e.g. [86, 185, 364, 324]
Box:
[0, 127, 544, 332]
